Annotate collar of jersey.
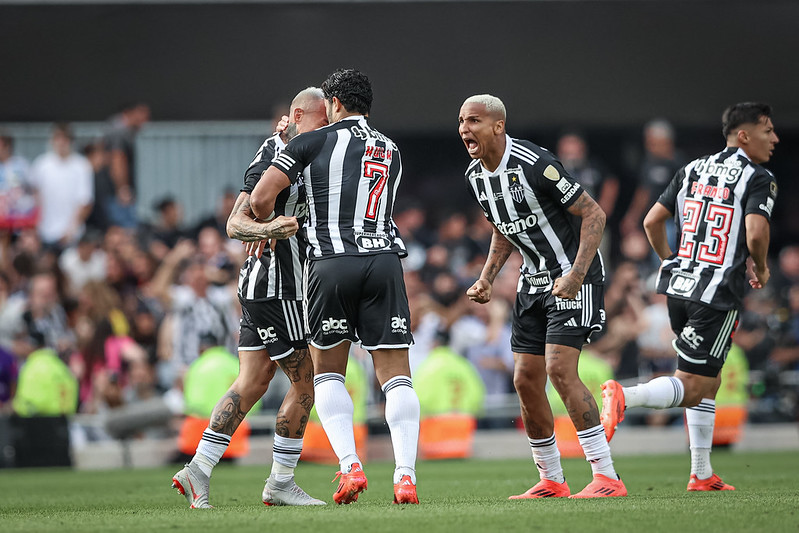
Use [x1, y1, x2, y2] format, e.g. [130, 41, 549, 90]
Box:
[338, 115, 366, 123]
[480, 134, 513, 176]
[731, 146, 751, 162]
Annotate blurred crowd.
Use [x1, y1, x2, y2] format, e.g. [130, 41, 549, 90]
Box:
[0, 111, 797, 440]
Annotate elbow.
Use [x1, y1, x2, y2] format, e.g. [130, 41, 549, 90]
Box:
[250, 190, 270, 220]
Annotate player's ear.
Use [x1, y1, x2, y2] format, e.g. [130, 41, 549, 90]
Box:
[494, 119, 505, 135]
[293, 108, 304, 123]
[736, 128, 749, 146]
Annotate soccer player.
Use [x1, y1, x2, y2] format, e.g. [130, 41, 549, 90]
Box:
[171, 87, 329, 508]
[601, 102, 778, 491]
[459, 94, 626, 499]
[251, 69, 420, 505]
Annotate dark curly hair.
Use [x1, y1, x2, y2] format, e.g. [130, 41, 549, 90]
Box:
[321, 68, 372, 115]
[722, 102, 772, 138]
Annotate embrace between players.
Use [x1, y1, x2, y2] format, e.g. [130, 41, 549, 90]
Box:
[172, 68, 778, 507]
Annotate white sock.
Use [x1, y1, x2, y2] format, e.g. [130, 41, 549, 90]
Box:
[382, 375, 420, 484]
[687, 399, 715, 479]
[623, 376, 684, 409]
[313, 373, 360, 472]
[271, 436, 303, 482]
[528, 434, 565, 484]
[192, 428, 231, 476]
[577, 425, 617, 479]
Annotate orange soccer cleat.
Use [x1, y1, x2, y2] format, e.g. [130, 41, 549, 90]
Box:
[687, 473, 735, 492]
[569, 474, 627, 499]
[509, 479, 571, 499]
[332, 462, 368, 504]
[600, 380, 626, 442]
[393, 475, 419, 504]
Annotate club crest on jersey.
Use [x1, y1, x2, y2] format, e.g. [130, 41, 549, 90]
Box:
[508, 172, 526, 203]
[666, 271, 699, 296]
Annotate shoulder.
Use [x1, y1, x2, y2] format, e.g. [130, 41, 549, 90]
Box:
[509, 138, 552, 166]
[464, 159, 481, 179]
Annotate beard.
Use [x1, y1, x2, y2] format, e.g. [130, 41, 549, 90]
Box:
[284, 122, 299, 142]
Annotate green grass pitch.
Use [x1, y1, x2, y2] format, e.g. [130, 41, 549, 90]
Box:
[1, 450, 797, 532]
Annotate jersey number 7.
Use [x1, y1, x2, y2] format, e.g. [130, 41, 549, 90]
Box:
[364, 161, 389, 220]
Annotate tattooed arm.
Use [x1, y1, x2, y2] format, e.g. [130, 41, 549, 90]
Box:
[553, 191, 606, 299]
[226, 191, 299, 243]
[467, 226, 515, 304]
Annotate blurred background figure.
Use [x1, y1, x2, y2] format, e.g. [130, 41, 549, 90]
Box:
[0, 129, 36, 233]
[29, 123, 94, 251]
[621, 119, 685, 246]
[104, 102, 150, 214]
[556, 131, 619, 265]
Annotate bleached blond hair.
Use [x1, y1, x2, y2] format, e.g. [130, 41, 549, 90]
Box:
[463, 94, 506, 121]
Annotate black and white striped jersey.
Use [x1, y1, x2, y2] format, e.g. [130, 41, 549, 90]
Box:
[237, 133, 306, 302]
[656, 147, 777, 310]
[270, 116, 407, 260]
[465, 135, 605, 294]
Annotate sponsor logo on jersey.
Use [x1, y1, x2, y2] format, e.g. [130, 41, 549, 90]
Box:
[555, 291, 582, 311]
[667, 271, 699, 296]
[543, 165, 561, 182]
[559, 182, 580, 203]
[556, 179, 572, 194]
[496, 214, 538, 236]
[770, 181, 778, 196]
[355, 231, 392, 250]
[523, 271, 552, 287]
[759, 196, 774, 216]
[391, 316, 408, 334]
[321, 317, 349, 335]
[478, 191, 489, 202]
[257, 326, 278, 344]
[693, 158, 742, 182]
[680, 325, 704, 350]
[349, 124, 398, 150]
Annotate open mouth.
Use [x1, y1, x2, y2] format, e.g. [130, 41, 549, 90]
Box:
[464, 138, 479, 154]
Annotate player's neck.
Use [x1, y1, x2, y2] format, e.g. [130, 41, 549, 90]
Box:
[480, 137, 506, 173]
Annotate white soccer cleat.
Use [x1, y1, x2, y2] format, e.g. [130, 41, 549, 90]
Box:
[262, 475, 327, 506]
[172, 462, 213, 509]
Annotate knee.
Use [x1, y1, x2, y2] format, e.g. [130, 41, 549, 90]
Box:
[544, 360, 576, 392]
[513, 370, 543, 397]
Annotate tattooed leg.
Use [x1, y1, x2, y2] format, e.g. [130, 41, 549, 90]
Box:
[275, 348, 316, 438]
[545, 343, 600, 431]
[209, 349, 277, 436]
[512, 352, 554, 439]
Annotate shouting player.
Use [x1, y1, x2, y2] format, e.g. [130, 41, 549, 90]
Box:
[459, 94, 626, 499]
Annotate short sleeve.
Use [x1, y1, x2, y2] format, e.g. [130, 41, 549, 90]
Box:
[744, 171, 777, 220]
[241, 141, 276, 194]
[531, 154, 584, 209]
[270, 129, 326, 184]
[656, 167, 686, 214]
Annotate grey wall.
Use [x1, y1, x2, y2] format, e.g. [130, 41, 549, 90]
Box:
[2, 1, 798, 132]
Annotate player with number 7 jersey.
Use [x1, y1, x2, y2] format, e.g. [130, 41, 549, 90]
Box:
[268, 109, 407, 260]
[251, 69, 419, 505]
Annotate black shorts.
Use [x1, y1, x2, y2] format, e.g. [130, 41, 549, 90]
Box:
[305, 254, 414, 350]
[668, 298, 739, 378]
[238, 298, 307, 360]
[511, 284, 605, 355]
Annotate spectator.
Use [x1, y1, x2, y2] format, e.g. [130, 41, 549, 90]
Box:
[557, 131, 620, 265]
[12, 271, 74, 358]
[143, 196, 187, 261]
[621, 119, 685, 240]
[58, 231, 107, 297]
[0, 129, 36, 232]
[104, 102, 150, 205]
[29, 123, 94, 250]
